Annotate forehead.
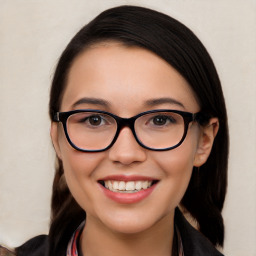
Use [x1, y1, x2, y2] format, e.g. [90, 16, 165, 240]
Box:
[61, 42, 199, 114]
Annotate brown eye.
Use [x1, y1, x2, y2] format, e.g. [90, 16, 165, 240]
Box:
[152, 115, 176, 126]
[88, 115, 102, 126]
[153, 115, 168, 126]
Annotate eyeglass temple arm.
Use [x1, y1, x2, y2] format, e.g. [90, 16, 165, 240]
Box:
[194, 112, 211, 125]
[53, 112, 60, 122]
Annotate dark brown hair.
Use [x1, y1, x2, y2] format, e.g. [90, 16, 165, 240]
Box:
[48, 5, 228, 254]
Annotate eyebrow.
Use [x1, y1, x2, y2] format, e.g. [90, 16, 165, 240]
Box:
[145, 97, 185, 108]
[72, 97, 110, 108]
[72, 97, 185, 109]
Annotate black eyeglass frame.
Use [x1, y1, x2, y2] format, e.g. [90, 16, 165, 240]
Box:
[53, 109, 208, 152]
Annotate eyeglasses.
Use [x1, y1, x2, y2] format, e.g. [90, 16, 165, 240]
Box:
[53, 109, 205, 152]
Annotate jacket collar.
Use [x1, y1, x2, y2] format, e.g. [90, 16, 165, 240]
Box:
[175, 208, 224, 256]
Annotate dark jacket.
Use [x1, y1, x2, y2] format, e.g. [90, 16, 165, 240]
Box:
[16, 209, 224, 256]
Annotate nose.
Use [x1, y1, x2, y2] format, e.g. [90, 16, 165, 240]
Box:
[108, 127, 147, 165]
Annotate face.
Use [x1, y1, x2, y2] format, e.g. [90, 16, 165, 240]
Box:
[51, 42, 217, 235]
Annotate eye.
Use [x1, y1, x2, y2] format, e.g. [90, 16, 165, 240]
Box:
[68, 112, 116, 133]
[152, 115, 168, 125]
[151, 115, 176, 126]
[88, 115, 104, 126]
[76, 114, 108, 127]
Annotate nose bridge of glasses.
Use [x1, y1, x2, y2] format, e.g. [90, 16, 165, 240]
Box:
[110, 116, 144, 154]
[115, 116, 137, 138]
[117, 115, 135, 128]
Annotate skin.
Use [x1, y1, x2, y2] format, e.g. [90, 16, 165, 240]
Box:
[51, 42, 219, 256]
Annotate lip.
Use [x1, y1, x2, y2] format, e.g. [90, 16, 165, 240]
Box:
[100, 175, 155, 182]
[98, 175, 158, 204]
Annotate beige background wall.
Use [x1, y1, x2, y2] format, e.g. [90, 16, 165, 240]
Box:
[0, 0, 255, 255]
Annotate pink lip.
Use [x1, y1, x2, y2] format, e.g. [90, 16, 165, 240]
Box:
[98, 175, 158, 204]
[100, 175, 155, 182]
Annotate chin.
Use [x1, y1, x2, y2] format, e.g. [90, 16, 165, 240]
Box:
[97, 208, 173, 235]
[106, 219, 155, 235]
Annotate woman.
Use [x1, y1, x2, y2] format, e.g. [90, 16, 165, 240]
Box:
[16, 5, 228, 256]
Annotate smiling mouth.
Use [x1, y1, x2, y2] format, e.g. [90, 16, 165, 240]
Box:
[98, 180, 158, 193]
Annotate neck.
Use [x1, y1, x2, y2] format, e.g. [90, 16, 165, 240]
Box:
[80, 213, 175, 256]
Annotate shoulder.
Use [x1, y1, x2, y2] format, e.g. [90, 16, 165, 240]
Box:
[175, 208, 224, 256]
[15, 235, 49, 256]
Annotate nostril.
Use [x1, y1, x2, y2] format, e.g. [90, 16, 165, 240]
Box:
[108, 150, 147, 165]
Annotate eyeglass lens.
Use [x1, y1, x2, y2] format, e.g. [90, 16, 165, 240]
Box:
[67, 112, 117, 150]
[66, 111, 185, 151]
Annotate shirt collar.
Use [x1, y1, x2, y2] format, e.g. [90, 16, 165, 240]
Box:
[67, 221, 183, 256]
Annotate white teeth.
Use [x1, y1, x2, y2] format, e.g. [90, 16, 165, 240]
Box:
[119, 181, 126, 190]
[103, 180, 154, 193]
[126, 181, 135, 191]
[113, 181, 119, 190]
[142, 181, 149, 189]
[108, 181, 113, 190]
[105, 180, 112, 190]
[135, 181, 142, 190]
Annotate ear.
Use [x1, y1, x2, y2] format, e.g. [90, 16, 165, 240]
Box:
[50, 122, 62, 160]
[193, 118, 219, 167]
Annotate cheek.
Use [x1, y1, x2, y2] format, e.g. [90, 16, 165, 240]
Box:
[152, 133, 199, 202]
[62, 150, 103, 179]
[155, 136, 197, 175]
[58, 128, 104, 176]
[57, 130, 105, 202]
